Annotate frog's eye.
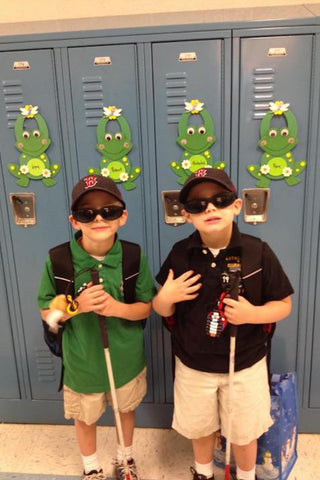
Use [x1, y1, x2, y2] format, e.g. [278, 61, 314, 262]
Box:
[198, 127, 206, 135]
[22, 131, 30, 139]
[105, 133, 112, 141]
[281, 128, 289, 137]
[269, 129, 277, 137]
[187, 127, 195, 135]
[33, 130, 41, 138]
[115, 133, 122, 141]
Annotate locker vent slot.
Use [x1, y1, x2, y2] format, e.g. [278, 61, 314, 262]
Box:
[82, 76, 104, 127]
[165, 72, 187, 124]
[35, 348, 57, 383]
[252, 67, 275, 120]
[2, 79, 24, 128]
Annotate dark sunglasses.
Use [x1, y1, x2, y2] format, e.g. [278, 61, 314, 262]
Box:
[72, 205, 124, 223]
[183, 191, 237, 214]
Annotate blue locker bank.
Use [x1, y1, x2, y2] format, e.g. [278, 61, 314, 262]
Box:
[0, 4, 319, 432]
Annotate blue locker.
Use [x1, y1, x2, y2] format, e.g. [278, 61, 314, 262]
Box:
[0, 50, 70, 400]
[235, 35, 314, 373]
[68, 44, 154, 404]
[152, 38, 232, 402]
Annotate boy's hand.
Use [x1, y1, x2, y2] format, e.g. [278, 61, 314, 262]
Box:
[223, 295, 256, 325]
[95, 293, 123, 317]
[77, 282, 109, 313]
[160, 269, 202, 304]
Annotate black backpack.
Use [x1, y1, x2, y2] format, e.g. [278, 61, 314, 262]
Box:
[42, 239, 143, 358]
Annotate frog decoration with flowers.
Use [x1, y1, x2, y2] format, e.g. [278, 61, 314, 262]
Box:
[88, 106, 141, 191]
[247, 101, 306, 187]
[170, 99, 225, 185]
[7, 105, 60, 187]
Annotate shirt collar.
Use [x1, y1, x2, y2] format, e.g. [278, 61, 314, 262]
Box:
[71, 231, 122, 268]
[186, 222, 243, 252]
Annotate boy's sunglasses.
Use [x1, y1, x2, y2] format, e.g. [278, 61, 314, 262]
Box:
[72, 205, 124, 223]
[183, 191, 237, 214]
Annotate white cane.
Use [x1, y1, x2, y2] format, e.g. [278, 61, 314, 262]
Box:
[91, 270, 132, 480]
[224, 271, 240, 480]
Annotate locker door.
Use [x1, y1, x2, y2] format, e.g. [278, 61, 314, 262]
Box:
[152, 39, 231, 401]
[68, 45, 154, 404]
[0, 243, 20, 398]
[0, 50, 70, 401]
[236, 35, 313, 372]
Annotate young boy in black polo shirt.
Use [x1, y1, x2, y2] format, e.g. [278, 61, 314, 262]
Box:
[153, 168, 293, 480]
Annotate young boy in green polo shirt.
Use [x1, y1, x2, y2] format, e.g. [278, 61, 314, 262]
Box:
[38, 175, 156, 480]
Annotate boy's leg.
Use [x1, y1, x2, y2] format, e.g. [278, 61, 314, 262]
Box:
[191, 434, 216, 479]
[75, 419, 97, 455]
[192, 433, 216, 463]
[232, 439, 257, 471]
[119, 410, 135, 446]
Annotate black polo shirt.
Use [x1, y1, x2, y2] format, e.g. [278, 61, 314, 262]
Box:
[156, 223, 294, 373]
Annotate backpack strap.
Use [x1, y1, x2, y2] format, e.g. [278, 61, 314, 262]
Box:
[49, 242, 74, 297]
[120, 239, 141, 303]
[241, 234, 274, 384]
[120, 239, 146, 328]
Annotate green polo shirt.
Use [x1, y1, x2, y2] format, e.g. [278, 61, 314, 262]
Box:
[38, 233, 156, 393]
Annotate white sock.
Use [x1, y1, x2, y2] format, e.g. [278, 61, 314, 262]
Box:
[81, 451, 101, 474]
[236, 466, 256, 480]
[194, 460, 214, 478]
[117, 444, 133, 462]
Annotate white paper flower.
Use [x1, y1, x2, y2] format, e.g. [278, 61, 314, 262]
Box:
[20, 105, 39, 118]
[182, 160, 191, 170]
[101, 168, 110, 177]
[19, 165, 29, 174]
[120, 172, 129, 182]
[42, 169, 51, 178]
[269, 101, 290, 115]
[185, 99, 204, 114]
[282, 167, 292, 177]
[103, 106, 122, 119]
[260, 164, 270, 175]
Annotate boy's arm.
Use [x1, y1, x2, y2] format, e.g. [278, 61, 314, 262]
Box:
[152, 269, 202, 317]
[223, 295, 292, 326]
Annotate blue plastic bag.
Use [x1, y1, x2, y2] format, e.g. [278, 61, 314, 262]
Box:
[256, 372, 298, 480]
[214, 372, 298, 480]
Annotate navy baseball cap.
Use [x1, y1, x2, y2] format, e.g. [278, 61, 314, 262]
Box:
[179, 168, 237, 203]
[71, 175, 125, 210]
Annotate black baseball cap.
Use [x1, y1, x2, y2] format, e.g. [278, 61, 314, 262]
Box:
[179, 168, 237, 203]
[71, 175, 125, 210]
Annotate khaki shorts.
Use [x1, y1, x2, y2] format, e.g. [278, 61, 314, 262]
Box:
[173, 357, 273, 445]
[64, 367, 147, 425]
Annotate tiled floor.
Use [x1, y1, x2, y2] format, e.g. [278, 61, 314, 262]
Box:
[0, 424, 318, 479]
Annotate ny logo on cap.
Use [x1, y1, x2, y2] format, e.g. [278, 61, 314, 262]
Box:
[84, 175, 98, 189]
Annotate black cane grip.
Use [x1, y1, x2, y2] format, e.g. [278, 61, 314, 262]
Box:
[91, 269, 100, 286]
[229, 271, 240, 338]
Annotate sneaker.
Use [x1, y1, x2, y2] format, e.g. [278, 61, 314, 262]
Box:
[190, 466, 215, 480]
[82, 469, 107, 480]
[114, 458, 140, 480]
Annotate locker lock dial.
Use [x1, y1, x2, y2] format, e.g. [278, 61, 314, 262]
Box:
[242, 188, 270, 224]
[161, 190, 186, 226]
[9, 193, 36, 227]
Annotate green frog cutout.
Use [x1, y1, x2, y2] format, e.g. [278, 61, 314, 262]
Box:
[7, 105, 60, 187]
[88, 106, 141, 191]
[248, 101, 306, 187]
[170, 99, 225, 185]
